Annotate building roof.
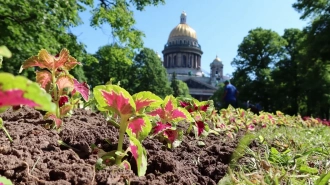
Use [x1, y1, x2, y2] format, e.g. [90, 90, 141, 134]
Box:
[168, 11, 197, 41]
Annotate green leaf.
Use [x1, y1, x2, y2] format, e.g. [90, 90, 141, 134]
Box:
[93, 85, 135, 117]
[127, 116, 152, 141]
[0, 46, 12, 58]
[0, 176, 14, 185]
[315, 172, 330, 185]
[299, 165, 319, 174]
[132, 91, 163, 113]
[129, 136, 147, 176]
[0, 73, 56, 113]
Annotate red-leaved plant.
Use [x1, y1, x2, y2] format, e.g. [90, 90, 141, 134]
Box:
[177, 97, 214, 138]
[93, 84, 162, 176]
[149, 95, 192, 148]
[0, 73, 56, 142]
[19, 49, 90, 128]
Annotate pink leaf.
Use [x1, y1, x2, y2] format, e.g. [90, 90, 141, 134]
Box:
[248, 124, 255, 131]
[58, 96, 69, 107]
[196, 121, 205, 136]
[164, 130, 178, 143]
[130, 144, 138, 160]
[101, 90, 133, 115]
[53, 49, 69, 70]
[179, 101, 189, 107]
[121, 161, 131, 170]
[54, 49, 69, 70]
[45, 113, 62, 128]
[128, 117, 145, 135]
[149, 108, 166, 119]
[56, 76, 73, 92]
[135, 99, 156, 112]
[171, 109, 187, 119]
[63, 56, 80, 71]
[199, 104, 209, 112]
[0, 89, 39, 107]
[73, 79, 90, 101]
[36, 70, 52, 89]
[153, 122, 171, 135]
[164, 99, 174, 112]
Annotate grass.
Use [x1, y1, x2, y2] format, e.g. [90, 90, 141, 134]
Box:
[218, 125, 330, 185]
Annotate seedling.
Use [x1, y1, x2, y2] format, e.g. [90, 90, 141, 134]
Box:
[0, 73, 56, 142]
[19, 48, 90, 128]
[93, 85, 162, 176]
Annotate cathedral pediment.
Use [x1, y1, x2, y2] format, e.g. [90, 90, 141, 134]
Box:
[184, 78, 217, 90]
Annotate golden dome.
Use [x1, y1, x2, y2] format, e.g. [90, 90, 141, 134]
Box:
[213, 55, 221, 62]
[168, 11, 197, 41]
[168, 24, 197, 40]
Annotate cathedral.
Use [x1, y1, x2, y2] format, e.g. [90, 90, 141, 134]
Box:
[161, 11, 228, 100]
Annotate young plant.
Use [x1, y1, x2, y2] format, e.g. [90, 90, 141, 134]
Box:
[93, 84, 162, 176]
[0, 73, 56, 142]
[177, 97, 214, 138]
[149, 95, 192, 148]
[19, 48, 90, 128]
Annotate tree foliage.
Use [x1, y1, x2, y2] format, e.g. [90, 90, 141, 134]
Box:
[130, 48, 172, 98]
[228, 0, 330, 119]
[231, 28, 286, 112]
[177, 80, 191, 98]
[0, 0, 165, 81]
[84, 44, 132, 88]
[170, 72, 180, 97]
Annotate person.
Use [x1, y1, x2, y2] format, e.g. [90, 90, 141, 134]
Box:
[222, 80, 239, 108]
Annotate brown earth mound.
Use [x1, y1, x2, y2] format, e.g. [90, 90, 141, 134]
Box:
[0, 107, 241, 185]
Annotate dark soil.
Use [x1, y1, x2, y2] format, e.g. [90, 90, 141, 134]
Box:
[0, 107, 242, 185]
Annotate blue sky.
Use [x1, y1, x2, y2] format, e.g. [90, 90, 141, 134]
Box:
[70, 0, 308, 76]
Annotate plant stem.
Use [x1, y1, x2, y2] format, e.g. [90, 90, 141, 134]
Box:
[52, 73, 60, 118]
[1, 118, 13, 142]
[115, 117, 128, 165]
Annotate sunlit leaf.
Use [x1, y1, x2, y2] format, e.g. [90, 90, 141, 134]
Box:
[45, 112, 62, 128]
[56, 75, 74, 94]
[72, 79, 90, 101]
[19, 56, 47, 73]
[127, 116, 151, 141]
[0, 73, 56, 113]
[60, 104, 72, 116]
[120, 160, 131, 170]
[36, 70, 52, 89]
[54, 48, 69, 70]
[196, 121, 205, 136]
[0, 45, 12, 58]
[0, 89, 39, 107]
[129, 137, 147, 176]
[153, 121, 171, 135]
[164, 129, 178, 143]
[63, 56, 80, 71]
[0, 176, 13, 185]
[93, 85, 135, 117]
[149, 95, 191, 122]
[132, 91, 162, 113]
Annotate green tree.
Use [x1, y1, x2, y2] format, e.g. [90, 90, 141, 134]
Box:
[293, 0, 330, 119]
[271, 28, 305, 115]
[84, 44, 132, 88]
[130, 48, 172, 98]
[231, 28, 287, 112]
[177, 80, 191, 98]
[210, 83, 225, 110]
[0, 0, 165, 81]
[171, 72, 180, 97]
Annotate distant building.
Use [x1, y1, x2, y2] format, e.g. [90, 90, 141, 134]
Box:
[161, 11, 229, 101]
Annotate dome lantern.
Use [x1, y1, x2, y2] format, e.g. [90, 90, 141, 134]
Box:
[180, 11, 187, 24]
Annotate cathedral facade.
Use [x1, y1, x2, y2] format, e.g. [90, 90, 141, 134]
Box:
[162, 12, 227, 100]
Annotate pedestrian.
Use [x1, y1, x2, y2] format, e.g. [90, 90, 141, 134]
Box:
[222, 80, 239, 108]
